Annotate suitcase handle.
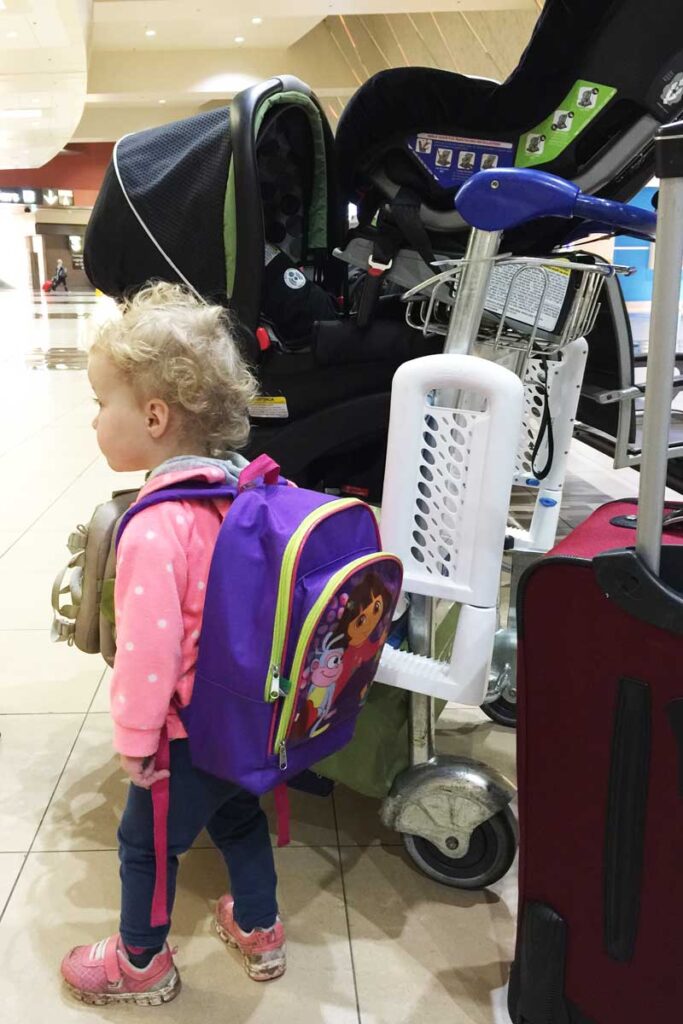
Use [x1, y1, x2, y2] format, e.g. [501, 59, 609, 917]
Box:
[636, 120, 683, 575]
[607, 502, 683, 531]
[594, 547, 683, 636]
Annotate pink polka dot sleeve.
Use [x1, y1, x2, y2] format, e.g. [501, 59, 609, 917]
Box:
[110, 504, 190, 757]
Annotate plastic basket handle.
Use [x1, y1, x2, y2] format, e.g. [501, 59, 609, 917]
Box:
[238, 454, 281, 493]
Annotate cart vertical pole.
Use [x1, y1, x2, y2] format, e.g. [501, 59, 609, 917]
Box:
[407, 594, 436, 764]
[444, 229, 502, 355]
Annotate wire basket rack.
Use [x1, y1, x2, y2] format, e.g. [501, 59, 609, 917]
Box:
[403, 254, 634, 376]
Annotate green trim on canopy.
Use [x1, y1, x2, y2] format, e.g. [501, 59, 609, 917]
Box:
[254, 92, 329, 252]
[223, 89, 329, 299]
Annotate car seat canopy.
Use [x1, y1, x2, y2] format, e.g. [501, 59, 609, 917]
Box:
[84, 78, 340, 334]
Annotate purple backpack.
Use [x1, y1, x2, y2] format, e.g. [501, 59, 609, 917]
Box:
[117, 455, 402, 924]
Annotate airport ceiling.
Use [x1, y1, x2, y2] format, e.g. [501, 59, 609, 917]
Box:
[0, 0, 540, 169]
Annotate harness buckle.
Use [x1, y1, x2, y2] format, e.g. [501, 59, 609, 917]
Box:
[367, 255, 393, 277]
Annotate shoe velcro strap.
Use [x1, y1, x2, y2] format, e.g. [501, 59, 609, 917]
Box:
[104, 935, 123, 984]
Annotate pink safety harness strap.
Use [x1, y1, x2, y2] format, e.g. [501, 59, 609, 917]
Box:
[150, 725, 171, 927]
[273, 783, 291, 848]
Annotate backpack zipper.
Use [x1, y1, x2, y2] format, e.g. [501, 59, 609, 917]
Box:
[263, 498, 367, 703]
[271, 552, 401, 757]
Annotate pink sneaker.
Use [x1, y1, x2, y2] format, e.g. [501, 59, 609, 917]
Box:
[61, 933, 180, 1006]
[214, 895, 286, 981]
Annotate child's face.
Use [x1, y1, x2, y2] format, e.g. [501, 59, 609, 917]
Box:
[347, 592, 384, 647]
[88, 350, 155, 472]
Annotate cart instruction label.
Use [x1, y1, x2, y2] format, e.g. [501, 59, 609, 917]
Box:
[408, 133, 514, 188]
[516, 79, 617, 168]
[485, 262, 571, 334]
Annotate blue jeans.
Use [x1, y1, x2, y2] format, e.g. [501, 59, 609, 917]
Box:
[118, 739, 278, 949]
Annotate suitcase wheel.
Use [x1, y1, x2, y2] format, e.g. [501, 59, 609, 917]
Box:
[482, 693, 517, 729]
[402, 805, 517, 889]
[482, 626, 517, 728]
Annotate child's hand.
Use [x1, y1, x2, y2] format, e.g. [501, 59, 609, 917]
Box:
[120, 754, 170, 789]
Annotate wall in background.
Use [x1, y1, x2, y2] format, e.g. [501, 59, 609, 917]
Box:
[0, 143, 113, 207]
[0, 207, 34, 291]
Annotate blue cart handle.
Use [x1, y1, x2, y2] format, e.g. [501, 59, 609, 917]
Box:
[455, 168, 657, 241]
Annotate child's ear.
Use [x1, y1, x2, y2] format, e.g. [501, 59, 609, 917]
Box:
[145, 398, 170, 439]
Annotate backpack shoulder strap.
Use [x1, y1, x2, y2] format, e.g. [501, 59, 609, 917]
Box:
[116, 456, 289, 549]
[115, 482, 237, 549]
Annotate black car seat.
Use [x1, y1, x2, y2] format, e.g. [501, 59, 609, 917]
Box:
[337, 0, 683, 265]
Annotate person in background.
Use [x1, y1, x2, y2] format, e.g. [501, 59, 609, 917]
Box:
[53, 258, 69, 292]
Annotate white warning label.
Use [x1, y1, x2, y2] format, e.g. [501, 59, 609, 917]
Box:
[485, 263, 571, 334]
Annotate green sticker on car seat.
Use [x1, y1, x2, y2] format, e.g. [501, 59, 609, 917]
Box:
[515, 80, 617, 168]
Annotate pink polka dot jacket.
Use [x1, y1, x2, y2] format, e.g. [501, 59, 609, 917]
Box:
[110, 455, 247, 757]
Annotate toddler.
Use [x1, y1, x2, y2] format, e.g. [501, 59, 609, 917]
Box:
[61, 283, 284, 1006]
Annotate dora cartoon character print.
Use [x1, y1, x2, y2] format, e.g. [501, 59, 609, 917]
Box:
[290, 570, 396, 743]
[333, 572, 393, 705]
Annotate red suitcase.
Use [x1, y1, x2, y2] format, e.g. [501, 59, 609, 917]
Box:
[509, 123, 683, 1024]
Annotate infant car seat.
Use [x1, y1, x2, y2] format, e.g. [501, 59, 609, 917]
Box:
[86, 77, 341, 334]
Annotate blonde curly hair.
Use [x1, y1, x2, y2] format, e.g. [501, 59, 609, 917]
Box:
[91, 282, 258, 454]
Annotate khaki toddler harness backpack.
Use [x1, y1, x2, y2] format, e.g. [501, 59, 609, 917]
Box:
[51, 489, 138, 666]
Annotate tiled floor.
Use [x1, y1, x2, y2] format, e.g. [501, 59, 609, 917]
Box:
[0, 290, 674, 1023]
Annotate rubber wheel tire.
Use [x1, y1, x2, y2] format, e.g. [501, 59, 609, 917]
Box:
[482, 693, 517, 729]
[402, 806, 517, 889]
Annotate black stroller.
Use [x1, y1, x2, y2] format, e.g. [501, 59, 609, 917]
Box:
[85, 0, 683, 505]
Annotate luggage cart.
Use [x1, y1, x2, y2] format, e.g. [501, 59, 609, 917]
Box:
[369, 168, 654, 885]
[402, 237, 632, 726]
[372, 351, 524, 886]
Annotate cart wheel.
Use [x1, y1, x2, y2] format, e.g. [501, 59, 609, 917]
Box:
[402, 806, 517, 889]
[482, 692, 517, 729]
